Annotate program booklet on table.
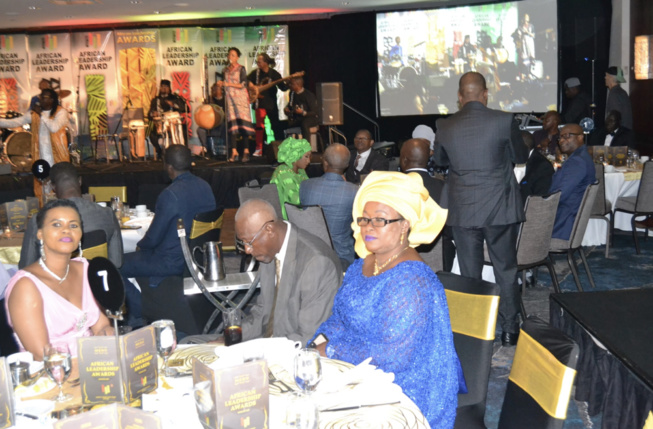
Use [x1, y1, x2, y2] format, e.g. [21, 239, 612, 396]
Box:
[0, 358, 15, 429]
[54, 403, 161, 429]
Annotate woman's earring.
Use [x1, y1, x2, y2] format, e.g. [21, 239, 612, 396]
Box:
[40, 239, 45, 261]
[78, 242, 83, 259]
[400, 230, 405, 245]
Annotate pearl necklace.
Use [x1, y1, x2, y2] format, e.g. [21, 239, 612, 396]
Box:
[373, 246, 410, 276]
[39, 258, 70, 284]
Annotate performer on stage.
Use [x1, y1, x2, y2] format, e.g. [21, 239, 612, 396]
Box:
[29, 79, 52, 111]
[148, 79, 188, 156]
[197, 83, 226, 158]
[218, 47, 255, 163]
[284, 76, 318, 145]
[247, 53, 288, 156]
[0, 88, 69, 201]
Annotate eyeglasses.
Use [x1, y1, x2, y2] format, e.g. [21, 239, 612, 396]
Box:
[560, 133, 583, 140]
[354, 136, 370, 141]
[236, 220, 273, 252]
[356, 217, 403, 227]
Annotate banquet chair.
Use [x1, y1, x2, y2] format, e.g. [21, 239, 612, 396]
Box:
[549, 183, 599, 292]
[284, 203, 334, 249]
[497, 316, 579, 429]
[417, 234, 444, 273]
[611, 160, 653, 254]
[484, 192, 561, 317]
[88, 186, 128, 204]
[238, 183, 283, 219]
[439, 271, 500, 429]
[590, 163, 613, 257]
[80, 229, 108, 260]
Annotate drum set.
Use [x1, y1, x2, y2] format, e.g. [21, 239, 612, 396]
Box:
[1, 111, 33, 172]
[152, 110, 185, 150]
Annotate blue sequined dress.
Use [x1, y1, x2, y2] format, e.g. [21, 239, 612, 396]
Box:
[314, 259, 460, 428]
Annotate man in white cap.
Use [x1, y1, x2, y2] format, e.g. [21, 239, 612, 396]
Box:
[412, 124, 439, 176]
[562, 77, 592, 125]
[605, 66, 632, 130]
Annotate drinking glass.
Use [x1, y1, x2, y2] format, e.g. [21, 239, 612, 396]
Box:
[286, 391, 319, 429]
[152, 319, 177, 376]
[293, 349, 322, 394]
[43, 343, 73, 402]
[223, 309, 243, 347]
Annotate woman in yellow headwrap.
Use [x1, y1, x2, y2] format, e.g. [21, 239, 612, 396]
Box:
[270, 137, 312, 219]
[310, 171, 464, 429]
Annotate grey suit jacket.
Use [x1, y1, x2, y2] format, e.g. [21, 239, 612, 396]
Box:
[242, 225, 342, 345]
[433, 101, 528, 227]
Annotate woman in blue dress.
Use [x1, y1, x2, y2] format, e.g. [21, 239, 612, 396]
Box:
[313, 171, 463, 429]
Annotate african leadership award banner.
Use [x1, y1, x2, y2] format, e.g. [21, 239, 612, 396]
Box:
[0, 34, 30, 115]
[28, 33, 74, 112]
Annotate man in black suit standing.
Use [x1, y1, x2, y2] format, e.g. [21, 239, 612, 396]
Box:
[589, 110, 635, 149]
[433, 72, 528, 346]
[345, 129, 389, 184]
[520, 131, 554, 204]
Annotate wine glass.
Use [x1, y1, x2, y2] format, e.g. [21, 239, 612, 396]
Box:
[43, 343, 73, 402]
[152, 319, 177, 377]
[294, 349, 322, 394]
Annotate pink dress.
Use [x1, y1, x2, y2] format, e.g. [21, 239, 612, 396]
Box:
[4, 258, 101, 357]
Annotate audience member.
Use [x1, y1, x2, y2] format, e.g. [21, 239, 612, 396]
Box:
[561, 77, 592, 125]
[433, 72, 528, 347]
[590, 110, 635, 148]
[605, 66, 633, 130]
[271, 137, 312, 219]
[19, 162, 123, 269]
[311, 171, 463, 429]
[235, 199, 342, 345]
[519, 131, 555, 204]
[5, 200, 113, 359]
[412, 124, 439, 176]
[549, 124, 596, 240]
[345, 129, 389, 184]
[300, 143, 358, 269]
[120, 145, 216, 326]
[532, 111, 561, 156]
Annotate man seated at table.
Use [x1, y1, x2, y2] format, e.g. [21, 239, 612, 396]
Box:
[19, 161, 123, 269]
[300, 143, 358, 270]
[549, 124, 595, 240]
[589, 110, 635, 149]
[235, 198, 342, 345]
[120, 145, 216, 326]
[532, 111, 561, 156]
[345, 129, 390, 184]
[520, 131, 554, 204]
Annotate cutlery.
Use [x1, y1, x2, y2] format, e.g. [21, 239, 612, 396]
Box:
[320, 401, 401, 412]
[268, 370, 293, 393]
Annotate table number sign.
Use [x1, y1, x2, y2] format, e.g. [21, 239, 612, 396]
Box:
[192, 358, 269, 429]
[0, 358, 15, 429]
[54, 403, 161, 429]
[120, 325, 158, 402]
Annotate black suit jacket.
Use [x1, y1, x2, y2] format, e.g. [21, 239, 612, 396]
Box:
[589, 127, 635, 149]
[345, 149, 389, 184]
[520, 150, 555, 204]
[406, 169, 445, 204]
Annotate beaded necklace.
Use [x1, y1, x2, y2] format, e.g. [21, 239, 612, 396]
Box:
[39, 258, 69, 284]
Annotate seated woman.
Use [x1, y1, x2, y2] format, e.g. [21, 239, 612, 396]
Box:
[312, 171, 463, 429]
[5, 199, 113, 360]
[271, 137, 312, 219]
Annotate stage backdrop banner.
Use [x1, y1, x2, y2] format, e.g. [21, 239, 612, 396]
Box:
[114, 29, 160, 124]
[71, 31, 119, 140]
[159, 27, 203, 145]
[28, 33, 74, 112]
[0, 34, 30, 114]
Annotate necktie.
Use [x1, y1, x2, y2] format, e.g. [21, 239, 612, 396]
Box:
[354, 154, 361, 169]
[264, 258, 282, 338]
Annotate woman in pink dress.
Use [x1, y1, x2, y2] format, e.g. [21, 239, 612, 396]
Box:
[219, 47, 255, 163]
[5, 199, 113, 360]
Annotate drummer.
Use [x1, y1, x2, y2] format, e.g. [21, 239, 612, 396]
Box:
[29, 78, 52, 111]
[148, 79, 188, 156]
[196, 83, 225, 158]
[0, 88, 69, 202]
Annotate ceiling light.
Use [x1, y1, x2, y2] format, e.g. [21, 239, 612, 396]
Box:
[130, 0, 142, 3]
[341, 1, 350, 4]
[245, 6, 254, 10]
[5, 12, 20, 15]
[174, 2, 189, 6]
[65, 15, 73, 18]
[28, 6, 40, 10]
[153, 10, 160, 14]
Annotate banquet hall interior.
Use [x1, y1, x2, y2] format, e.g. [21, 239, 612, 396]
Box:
[1, 0, 653, 427]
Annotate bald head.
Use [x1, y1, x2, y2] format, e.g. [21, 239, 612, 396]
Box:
[400, 139, 431, 172]
[235, 199, 278, 224]
[558, 124, 585, 155]
[458, 72, 488, 106]
[235, 199, 285, 264]
[323, 143, 350, 174]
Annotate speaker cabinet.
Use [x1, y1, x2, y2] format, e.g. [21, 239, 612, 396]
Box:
[317, 82, 343, 125]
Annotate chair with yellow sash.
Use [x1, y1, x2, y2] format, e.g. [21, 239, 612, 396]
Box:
[88, 186, 128, 204]
[498, 316, 578, 429]
[189, 208, 224, 251]
[439, 271, 500, 429]
[80, 229, 108, 260]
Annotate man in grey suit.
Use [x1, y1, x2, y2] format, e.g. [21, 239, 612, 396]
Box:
[235, 199, 342, 345]
[433, 72, 528, 346]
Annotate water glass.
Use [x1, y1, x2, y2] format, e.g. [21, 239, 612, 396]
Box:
[152, 319, 177, 376]
[44, 343, 73, 402]
[285, 392, 318, 429]
[223, 309, 243, 347]
[293, 349, 322, 394]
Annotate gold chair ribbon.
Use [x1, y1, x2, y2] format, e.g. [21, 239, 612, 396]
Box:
[83, 243, 108, 260]
[445, 289, 499, 340]
[0, 246, 21, 265]
[643, 411, 653, 429]
[509, 330, 577, 419]
[88, 186, 128, 203]
[190, 214, 224, 240]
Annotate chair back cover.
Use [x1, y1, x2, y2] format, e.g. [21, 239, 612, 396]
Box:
[88, 186, 128, 203]
[516, 192, 561, 266]
[498, 316, 579, 429]
[81, 229, 108, 260]
[189, 208, 224, 250]
[635, 161, 653, 213]
[238, 183, 283, 219]
[568, 183, 599, 249]
[284, 203, 334, 249]
[591, 164, 609, 216]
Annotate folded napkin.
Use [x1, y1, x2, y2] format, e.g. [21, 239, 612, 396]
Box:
[167, 344, 219, 374]
[213, 337, 301, 372]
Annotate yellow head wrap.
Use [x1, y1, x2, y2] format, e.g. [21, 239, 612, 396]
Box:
[352, 171, 448, 258]
[277, 137, 312, 167]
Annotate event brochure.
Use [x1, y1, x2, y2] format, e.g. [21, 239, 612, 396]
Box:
[0, 200, 28, 231]
[53, 403, 161, 429]
[192, 358, 269, 429]
[78, 326, 157, 404]
[0, 358, 15, 429]
[587, 146, 629, 166]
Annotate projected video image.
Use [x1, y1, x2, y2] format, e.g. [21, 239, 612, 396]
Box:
[377, 0, 558, 116]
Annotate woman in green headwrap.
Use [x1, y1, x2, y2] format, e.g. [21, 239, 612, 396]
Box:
[271, 137, 312, 219]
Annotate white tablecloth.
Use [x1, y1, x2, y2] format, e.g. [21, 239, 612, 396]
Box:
[121, 216, 153, 253]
